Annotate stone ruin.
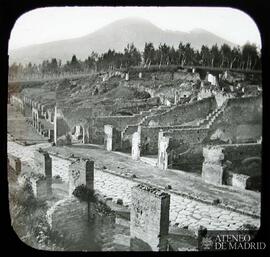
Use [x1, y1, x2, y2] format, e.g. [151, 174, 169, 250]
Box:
[202, 146, 225, 185]
[68, 158, 94, 197]
[131, 127, 141, 160]
[130, 184, 170, 251]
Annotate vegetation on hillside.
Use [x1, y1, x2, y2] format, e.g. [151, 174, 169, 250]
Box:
[9, 41, 261, 81]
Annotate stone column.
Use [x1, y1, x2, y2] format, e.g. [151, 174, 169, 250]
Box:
[202, 146, 225, 185]
[48, 129, 54, 142]
[131, 126, 141, 160]
[34, 150, 52, 195]
[157, 131, 171, 170]
[130, 184, 170, 251]
[104, 125, 113, 151]
[68, 159, 94, 197]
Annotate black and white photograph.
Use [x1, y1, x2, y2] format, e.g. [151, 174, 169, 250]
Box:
[5, 5, 266, 252]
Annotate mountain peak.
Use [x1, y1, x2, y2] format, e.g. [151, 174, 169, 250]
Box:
[189, 28, 210, 33]
[10, 18, 236, 65]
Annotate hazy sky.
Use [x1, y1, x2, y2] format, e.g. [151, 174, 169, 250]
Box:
[9, 7, 261, 50]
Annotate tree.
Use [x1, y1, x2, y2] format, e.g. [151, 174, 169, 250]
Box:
[220, 44, 232, 68]
[242, 43, 260, 70]
[123, 43, 141, 68]
[143, 42, 155, 66]
[210, 44, 220, 67]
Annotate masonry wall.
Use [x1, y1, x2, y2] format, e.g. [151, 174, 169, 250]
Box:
[209, 95, 262, 144]
[221, 143, 261, 177]
[130, 184, 170, 251]
[140, 127, 162, 155]
[162, 129, 210, 172]
[46, 197, 89, 244]
[94, 168, 260, 231]
[12, 151, 260, 233]
[143, 97, 217, 126]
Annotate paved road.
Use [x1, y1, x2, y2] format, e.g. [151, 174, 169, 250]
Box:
[43, 143, 260, 217]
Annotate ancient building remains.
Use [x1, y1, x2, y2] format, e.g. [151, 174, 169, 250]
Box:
[202, 146, 225, 185]
[131, 127, 141, 160]
[68, 158, 94, 196]
[130, 184, 170, 251]
[34, 149, 52, 195]
[157, 131, 173, 170]
[8, 154, 21, 175]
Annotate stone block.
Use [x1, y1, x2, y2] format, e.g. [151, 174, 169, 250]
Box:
[202, 146, 225, 185]
[130, 184, 170, 251]
[8, 154, 21, 174]
[202, 163, 224, 185]
[232, 173, 250, 190]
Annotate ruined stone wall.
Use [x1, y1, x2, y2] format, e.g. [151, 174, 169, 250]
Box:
[144, 97, 217, 126]
[13, 150, 260, 233]
[94, 115, 142, 131]
[209, 95, 262, 143]
[221, 143, 261, 177]
[46, 197, 89, 243]
[222, 143, 261, 163]
[54, 107, 71, 144]
[161, 129, 209, 171]
[90, 115, 143, 144]
[140, 127, 162, 155]
[164, 128, 209, 147]
[94, 168, 259, 231]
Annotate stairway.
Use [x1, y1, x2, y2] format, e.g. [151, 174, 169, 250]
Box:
[121, 105, 171, 135]
[195, 100, 228, 129]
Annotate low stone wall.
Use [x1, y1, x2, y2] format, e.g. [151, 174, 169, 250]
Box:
[94, 168, 260, 231]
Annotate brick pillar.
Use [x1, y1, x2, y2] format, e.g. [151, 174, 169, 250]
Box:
[202, 146, 224, 185]
[68, 159, 94, 197]
[34, 150, 52, 195]
[130, 184, 170, 251]
[131, 126, 141, 160]
[104, 125, 113, 151]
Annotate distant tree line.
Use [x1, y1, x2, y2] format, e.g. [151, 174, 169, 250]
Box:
[9, 41, 261, 81]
